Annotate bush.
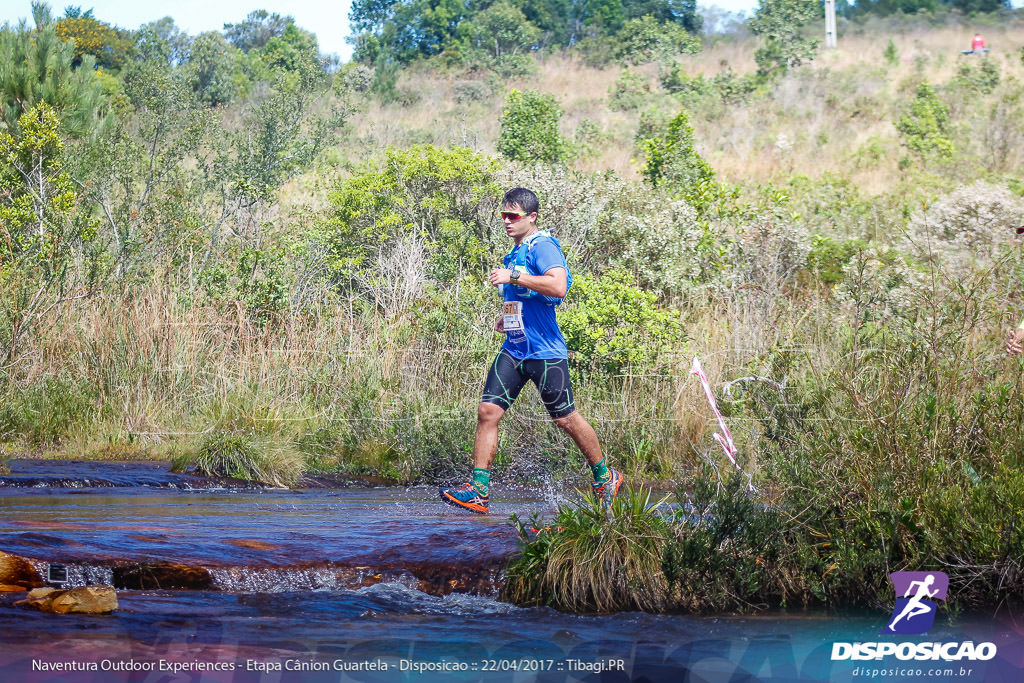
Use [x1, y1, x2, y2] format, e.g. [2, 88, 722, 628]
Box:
[591, 186, 727, 297]
[559, 271, 687, 375]
[905, 181, 1024, 263]
[639, 108, 717, 213]
[452, 80, 491, 103]
[608, 71, 650, 111]
[496, 89, 567, 164]
[662, 470, 803, 611]
[950, 58, 1000, 95]
[315, 145, 502, 293]
[895, 82, 954, 163]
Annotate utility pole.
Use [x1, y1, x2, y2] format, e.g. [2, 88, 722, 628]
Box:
[825, 0, 837, 48]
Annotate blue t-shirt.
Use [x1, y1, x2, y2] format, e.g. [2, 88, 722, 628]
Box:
[501, 232, 570, 360]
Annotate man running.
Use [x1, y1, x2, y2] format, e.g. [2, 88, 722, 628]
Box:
[439, 187, 623, 514]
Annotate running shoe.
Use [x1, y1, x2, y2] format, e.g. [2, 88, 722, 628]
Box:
[592, 468, 624, 507]
[440, 483, 489, 514]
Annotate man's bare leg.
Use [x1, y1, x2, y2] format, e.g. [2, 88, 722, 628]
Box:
[473, 402, 505, 469]
[552, 410, 603, 466]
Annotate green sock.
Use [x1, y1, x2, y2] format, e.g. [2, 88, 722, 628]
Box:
[590, 458, 610, 483]
[472, 468, 490, 496]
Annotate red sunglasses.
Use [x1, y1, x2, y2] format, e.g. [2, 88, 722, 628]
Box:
[499, 210, 532, 221]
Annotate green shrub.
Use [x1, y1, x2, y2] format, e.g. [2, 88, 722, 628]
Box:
[559, 271, 686, 375]
[659, 60, 709, 96]
[452, 80, 492, 103]
[749, 0, 821, 77]
[608, 71, 650, 111]
[315, 145, 502, 291]
[807, 235, 865, 285]
[884, 38, 898, 65]
[171, 432, 303, 487]
[590, 184, 729, 297]
[895, 82, 954, 163]
[496, 89, 567, 164]
[951, 58, 1000, 95]
[662, 469, 805, 611]
[639, 108, 718, 213]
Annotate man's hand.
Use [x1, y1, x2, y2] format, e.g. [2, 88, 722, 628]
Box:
[489, 268, 514, 287]
[1006, 328, 1024, 356]
[494, 316, 505, 333]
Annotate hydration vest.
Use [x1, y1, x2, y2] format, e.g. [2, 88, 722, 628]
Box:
[504, 230, 572, 305]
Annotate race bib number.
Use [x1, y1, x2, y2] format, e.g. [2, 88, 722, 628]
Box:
[503, 301, 524, 332]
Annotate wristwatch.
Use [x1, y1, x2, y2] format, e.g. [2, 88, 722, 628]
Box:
[509, 268, 521, 283]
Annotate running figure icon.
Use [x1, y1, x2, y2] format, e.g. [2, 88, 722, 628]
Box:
[887, 574, 938, 632]
[882, 571, 948, 635]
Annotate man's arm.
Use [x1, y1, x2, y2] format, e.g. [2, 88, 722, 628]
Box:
[490, 267, 568, 298]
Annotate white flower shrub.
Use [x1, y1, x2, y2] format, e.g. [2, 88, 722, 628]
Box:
[906, 181, 1024, 263]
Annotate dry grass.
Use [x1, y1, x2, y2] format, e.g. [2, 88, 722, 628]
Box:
[342, 18, 1024, 191]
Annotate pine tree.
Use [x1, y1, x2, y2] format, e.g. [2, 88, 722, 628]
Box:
[0, 2, 109, 139]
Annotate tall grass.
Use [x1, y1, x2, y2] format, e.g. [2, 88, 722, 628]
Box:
[0, 287, 697, 485]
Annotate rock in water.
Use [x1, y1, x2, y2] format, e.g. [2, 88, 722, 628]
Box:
[0, 551, 43, 590]
[16, 586, 118, 614]
[16, 587, 61, 610]
[51, 586, 118, 614]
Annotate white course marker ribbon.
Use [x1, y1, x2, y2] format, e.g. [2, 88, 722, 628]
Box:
[690, 356, 755, 492]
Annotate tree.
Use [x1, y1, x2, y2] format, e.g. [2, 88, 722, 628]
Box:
[460, 2, 541, 72]
[497, 89, 567, 163]
[623, 0, 702, 33]
[259, 22, 323, 78]
[0, 4, 109, 140]
[614, 14, 700, 65]
[87, 58, 216, 281]
[223, 10, 291, 53]
[134, 17, 192, 66]
[949, 0, 1009, 11]
[749, 0, 821, 77]
[54, 14, 132, 71]
[186, 31, 243, 106]
[0, 103, 102, 363]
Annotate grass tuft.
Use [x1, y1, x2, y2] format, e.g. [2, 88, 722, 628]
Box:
[170, 433, 304, 487]
[504, 486, 672, 613]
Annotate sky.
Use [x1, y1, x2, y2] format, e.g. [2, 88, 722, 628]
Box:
[0, 0, 761, 62]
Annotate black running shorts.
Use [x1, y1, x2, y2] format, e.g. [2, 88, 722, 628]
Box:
[481, 349, 576, 418]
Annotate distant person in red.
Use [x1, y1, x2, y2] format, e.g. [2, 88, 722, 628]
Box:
[971, 33, 986, 54]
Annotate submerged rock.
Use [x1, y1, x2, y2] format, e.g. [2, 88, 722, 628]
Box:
[113, 561, 212, 589]
[16, 586, 118, 614]
[0, 551, 44, 590]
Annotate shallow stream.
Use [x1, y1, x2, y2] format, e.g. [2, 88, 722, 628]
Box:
[1, 459, 1021, 682]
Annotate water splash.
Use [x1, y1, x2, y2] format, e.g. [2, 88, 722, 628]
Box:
[26, 560, 113, 587]
[208, 566, 420, 593]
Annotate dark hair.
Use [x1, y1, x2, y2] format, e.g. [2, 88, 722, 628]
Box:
[502, 187, 539, 214]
